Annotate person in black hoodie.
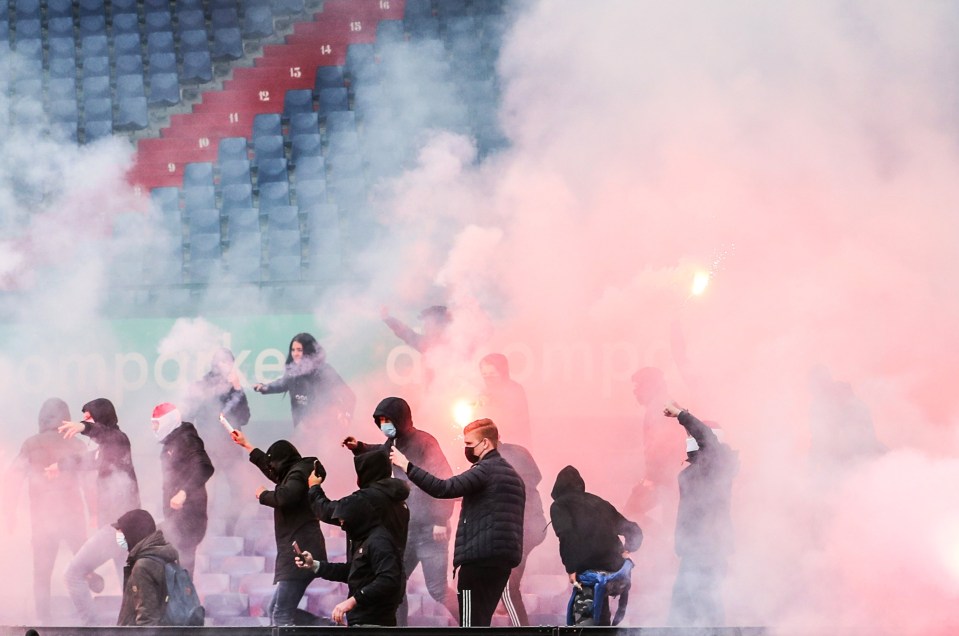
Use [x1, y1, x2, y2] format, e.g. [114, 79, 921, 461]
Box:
[391, 417, 526, 627]
[114, 509, 179, 626]
[296, 494, 405, 625]
[150, 402, 215, 574]
[550, 465, 643, 625]
[663, 402, 738, 627]
[343, 396, 458, 624]
[231, 429, 327, 625]
[56, 398, 141, 626]
[252, 332, 355, 433]
[5, 398, 90, 622]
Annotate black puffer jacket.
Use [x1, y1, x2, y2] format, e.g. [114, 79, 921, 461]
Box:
[250, 440, 327, 581]
[315, 495, 404, 626]
[117, 530, 179, 626]
[160, 422, 215, 545]
[675, 411, 738, 559]
[407, 447, 525, 568]
[352, 397, 454, 530]
[550, 465, 643, 574]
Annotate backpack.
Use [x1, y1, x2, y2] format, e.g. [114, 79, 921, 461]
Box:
[145, 557, 205, 626]
[566, 558, 634, 626]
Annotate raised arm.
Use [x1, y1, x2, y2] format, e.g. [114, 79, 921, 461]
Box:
[403, 460, 486, 500]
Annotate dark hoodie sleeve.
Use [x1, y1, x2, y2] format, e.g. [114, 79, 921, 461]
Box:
[258, 372, 293, 395]
[174, 428, 215, 492]
[314, 560, 350, 583]
[406, 460, 486, 500]
[678, 410, 719, 452]
[616, 511, 643, 553]
[259, 463, 309, 509]
[223, 387, 251, 428]
[549, 501, 578, 573]
[249, 448, 274, 481]
[383, 316, 425, 352]
[83, 422, 134, 475]
[308, 484, 339, 526]
[353, 534, 403, 608]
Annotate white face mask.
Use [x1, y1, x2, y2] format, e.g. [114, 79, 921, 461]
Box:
[116, 530, 128, 551]
[686, 436, 700, 453]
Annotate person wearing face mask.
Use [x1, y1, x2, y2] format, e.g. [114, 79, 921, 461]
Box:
[230, 429, 327, 626]
[54, 398, 141, 626]
[150, 403, 214, 575]
[295, 494, 405, 626]
[390, 418, 525, 627]
[342, 396, 457, 625]
[113, 509, 178, 626]
[662, 402, 738, 627]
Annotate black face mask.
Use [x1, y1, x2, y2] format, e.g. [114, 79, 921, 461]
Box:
[464, 440, 483, 464]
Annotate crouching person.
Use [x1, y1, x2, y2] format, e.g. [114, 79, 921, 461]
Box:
[295, 495, 404, 626]
[115, 509, 179, 626]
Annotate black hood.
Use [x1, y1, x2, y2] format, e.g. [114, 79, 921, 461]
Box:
[551, 465, 586, 501]
[354, 450, 392, 488]
[372, 396, 413, 435]
[83, 397, 119, 429]
[368, 476, 411, 503]
[265, 440, 302, 481]
[113, 509, 157, 552]
[38, 397, 70, 433]
[334, 493, 377, 540]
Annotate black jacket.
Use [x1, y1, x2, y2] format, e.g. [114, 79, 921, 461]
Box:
[407, 447, 525, 568]
[250, 440, 327, 581]
[160, 423, 215, 545]
[352, 397, 454, 530]
[61, 398, 140, 527]
[185, 369, 250, 465]
[550, 465, 643, 574]
[314, 495, 404, 626]
[675, 411, 738, 559]
[258, 357, 355, 428]
[117, 530, 179, 626]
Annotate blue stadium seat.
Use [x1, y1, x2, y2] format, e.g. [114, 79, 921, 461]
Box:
[436, 0, 468, 16]
[252, 113, 282, 139]
[327, 131, 360, 156]
[211, 8, 240, 30]
[77, 0, 105, 17]
[189, 232, 222, 261]
[149, 52, 178, 74]
[219, 159, 252, 186]
[112, 0, 138, 14]
[116, 74, 145, 98]
[115, 95, 148, 130]
[82, 75, 111, 100]
[45, 0, 72, 19]
[78, 15, 106, 38]
[145, 10, 173, 34]
[150, 187, 180, 213]
[226, 207, 260, 238]
[317, 87, 348, 115]
[212, 27, 243, 60]
[407, 16, 439, 39]
[113, 32, 141, 56]
[352, 85, 384, 117]
[180, 29, 209, 53]
[14, 0, 40, 19]
[256, 159, 289, 189]
[176, 0, 205, 11]
[47, 18, 75, 39]
[82, 56, 110, 79]
[345, 43, 375, 78]
[219, 137, 248, 163]
[81, 34, 109, 58]
[258, 182, 290, 210]
[289, 112, 318, 138]
[177, 9, 206, 34]
[84, 117, 113, 142]
[253, 135, 284, 164]
[14, 78, 42, 102]
[111, 12, 140, 35]
[184, 162, 214, 188]
[144, 0, 173, 12]
[314, 66, 344, 90]
[182, 51, 213, 83]
[147, 31, 175, 56]
[324, 110, 355, 134]
[266, 205, 299, 232]
[46, 77, 77, 101]
[274, 0, 305, 16]
[376, 20, 405, 46]
[404, 0, 432, 18]
[16, 37, 42, 60]
[283, 89, 313, 120]
[115, 54, 144, 76]
[242, 2, 274, 39]
[184, 185, 216, 212]
[48, 99, 79, 127]
[48, 36, 76, 61]
[221, 183, 254, 210]
[16, 18, 42, 39]
[188, 207, 221, 236]
[291, 133, 322, 164]
[294, 178, 327, 208]
[267, 228, 301, 256]
[305, 203, 342, 277]
[149, 72, 181, 106]
[294, 155, 325, 182]
[266, 254, 301, 282]
[224, 234, 261, 281]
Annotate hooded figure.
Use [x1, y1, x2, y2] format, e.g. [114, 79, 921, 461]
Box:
[8, 398, 89, 620]
[347, 396, 458, 624]
[153, 403, 214, 574]
[184, 347, 251, 466]
[550, 466, 643, 578]
[310, 495, 405, 626]
[115, 509, 179, 626]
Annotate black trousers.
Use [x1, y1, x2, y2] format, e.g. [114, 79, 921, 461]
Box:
[457, 564, 512, 627]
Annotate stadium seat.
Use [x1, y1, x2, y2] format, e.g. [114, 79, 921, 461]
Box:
[13, 78, 41, 103]
[150, 187, 180, 213]
[81, 75, 111, 100]
[267, 228, 301, 255]
[289, 112, 319, 138]
[436, 0, 469, 17]
[77, 0, 105, 17]
[345, 43, 375, 78]
[16, 18, 42, 39]
[149, 72, 181, 106]
[258, 182, 290, 210]
[182, 51, 213, 83]
[149, 52, 178, 74]
[116, 74, 145, 99]
[407, 16, 439, 40]
[78, 15, 106, 38]
[46, 77, 77, 101]
[184, 185, 216, 211]
[242, 2, 274, 39]
[291, 134, 322, 164]
[111, 0, 137, 12]
[115, 95, 148, 130]
[48, 99, 79, 126]
[177, 9, 206, 34]
[294, 155, 325, 182]
[219, 137, 249, 163]
[111, 13, 140, 35]
[404, 0, 432, 18]
[145, 10, 173, 34]
[188, 258, 221, 283]
[47, 19, 75, 40]
[226, 207, 260, 238]
[212, 27, 243, 60]
[283, 89, 314, 121]
[317, 87, 348, 116]
[184, 162, 214, 188]
[376, 20, 405, 46]
[147, 31, 175, 56]
[224, 234, 261, 281]
[45, 0, 71, 18]
[325, 110, 356, 134]
[256, 158, 289, 185]
[211, 8, 240, 30]
[305, 203, 342, 277]
[265, 205, 299, 232]
[49, 57, 78, 80]
[84, 119, 113, 142]
[294, 179, 327, 208]
[115, 54, 144, 77]
[274, 0, 305, 16]
[113, 32, 142, 56]
[252, 113, 282, 139]
[221, 183, 254, 210]
[188, 207, 221, 236]
[314, 66, 345, 91]
[266, 254, 301, 282]
[219, 159, 252, 186]
[144, 0, 173, 12]
[252, 135, 284, 164]
[81, 35, 109, 58]
[82, 56, 110, 80]
[327, 131, 360, 156]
